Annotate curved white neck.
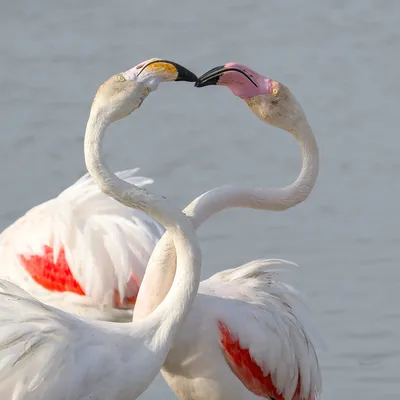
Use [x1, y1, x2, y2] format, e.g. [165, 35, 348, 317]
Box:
[84, 108, 201, 353]
[134, 117, 318, 318]
[186, 118, 318, 221]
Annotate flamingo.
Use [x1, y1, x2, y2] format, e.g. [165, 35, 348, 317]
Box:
[0, 59, 322, 398]
[131, 63, 322, 400]
[0, 58, 201, 399]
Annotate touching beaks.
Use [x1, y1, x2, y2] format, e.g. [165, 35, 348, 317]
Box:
[138, 59, 197, 83]
[194, 65, 226, 87]
[195, 64, 259, 89]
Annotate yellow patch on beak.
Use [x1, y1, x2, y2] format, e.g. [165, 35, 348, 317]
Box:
[141, 61, 178, 80]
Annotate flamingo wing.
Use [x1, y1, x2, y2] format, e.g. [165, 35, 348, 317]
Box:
[0, 169, 164, 312]
[0, 279, 148, 399]
[201, 259, 322, 400]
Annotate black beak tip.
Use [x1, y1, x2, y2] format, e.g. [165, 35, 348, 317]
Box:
[194, 76, 219, 88]
[173, 63, 198, 83]
[194, 65, 226, 88]
[186, 70, 198, 83]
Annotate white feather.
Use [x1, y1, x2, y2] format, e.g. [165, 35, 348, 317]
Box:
[0, 169, 164, 318]
[0, 279, 165, 399]
[163, 258, 322, 399]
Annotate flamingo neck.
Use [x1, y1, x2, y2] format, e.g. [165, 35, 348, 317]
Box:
[188, 118, 318, 218]
[133, 116, 318, 319]
[84, 108, 201, 354]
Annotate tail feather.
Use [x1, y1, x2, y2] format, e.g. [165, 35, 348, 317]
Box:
[202, 257, 325, 352]
[208, 258, 299, 287]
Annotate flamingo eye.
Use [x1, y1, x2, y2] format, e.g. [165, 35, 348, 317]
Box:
[270, 81, 280, 95]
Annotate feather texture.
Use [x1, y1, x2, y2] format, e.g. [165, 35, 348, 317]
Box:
[163, 259, 322, 399]
[0, 169, 164, 319]
[0, 280, 161, 399]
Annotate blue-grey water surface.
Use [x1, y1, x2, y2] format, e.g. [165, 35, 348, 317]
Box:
[1, 1, 399, 399]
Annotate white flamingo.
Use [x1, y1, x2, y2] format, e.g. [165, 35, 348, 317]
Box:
[132, 63, 321, 400]
[0, 60, 321, 399]
[0, 58, 201, 399]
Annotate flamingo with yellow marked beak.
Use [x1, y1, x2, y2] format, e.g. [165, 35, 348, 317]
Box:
[0, 59, 202, 400]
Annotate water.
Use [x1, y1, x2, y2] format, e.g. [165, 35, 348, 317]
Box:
[1, 1, 399, 398]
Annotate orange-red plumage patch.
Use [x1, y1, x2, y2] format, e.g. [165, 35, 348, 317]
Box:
[218, 321, 309, 400]
[20, 245, 139, 308]
[20, 245, 85, 295]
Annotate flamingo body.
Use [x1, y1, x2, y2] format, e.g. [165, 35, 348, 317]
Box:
[0, 280, 165, 400]
[0, 174, 321, 399]
[162, 259, 321, 400]
[0, 175, 321, 399]
[0, 169, 164, 320]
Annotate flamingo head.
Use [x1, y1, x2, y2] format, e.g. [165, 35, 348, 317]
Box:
[91, 58, 197, 122]
[195, 62, 304, 134]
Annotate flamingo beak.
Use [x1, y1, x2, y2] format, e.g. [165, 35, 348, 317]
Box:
[138, 60, 198, 83]
[195, 65, 226, 87]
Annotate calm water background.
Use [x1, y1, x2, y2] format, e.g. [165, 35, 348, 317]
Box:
[1, 1, 399, 398]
